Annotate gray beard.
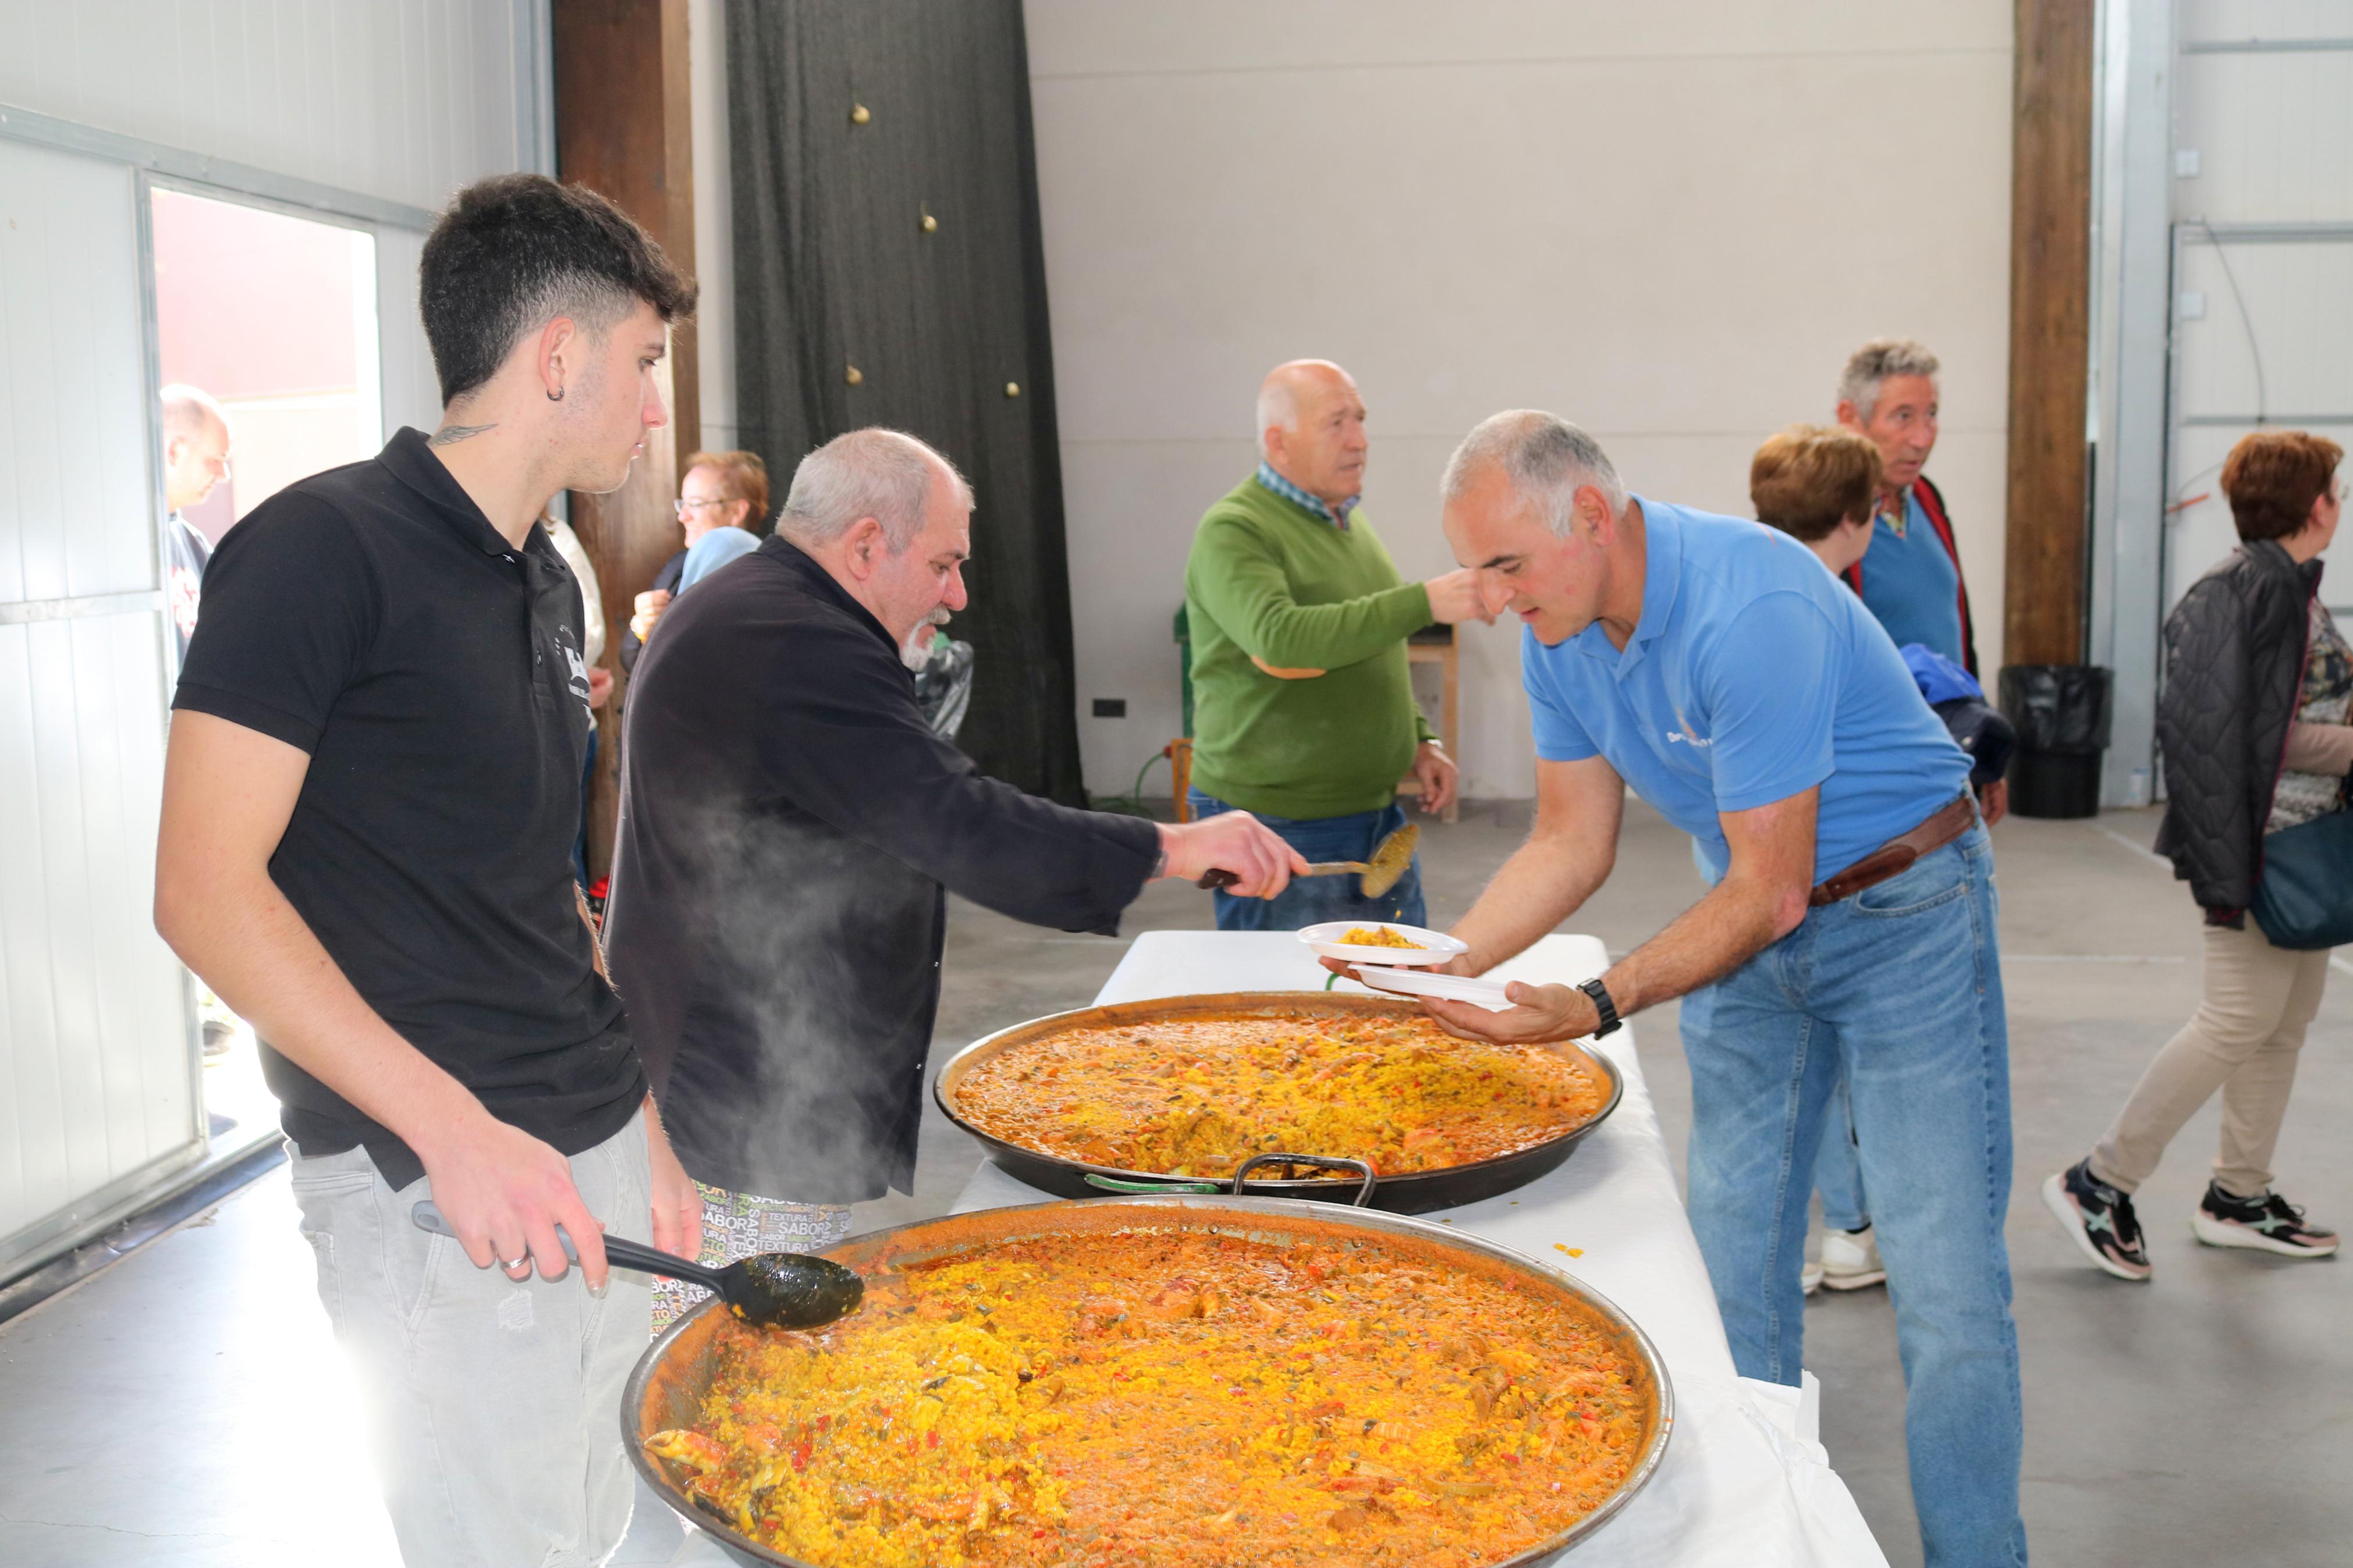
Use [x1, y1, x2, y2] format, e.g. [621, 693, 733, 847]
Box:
[901, 609, 951, 670]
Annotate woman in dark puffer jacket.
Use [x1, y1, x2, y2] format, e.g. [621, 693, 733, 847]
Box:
[2046, 431, 2347, 1279]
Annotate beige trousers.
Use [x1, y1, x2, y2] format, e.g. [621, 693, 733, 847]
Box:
[290, 1110, 652, 1568]
[2091, 918, 2330, 1197]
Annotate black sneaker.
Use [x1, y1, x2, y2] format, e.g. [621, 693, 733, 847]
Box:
[2192, 1183, 2340, 1258]
[2042, 1160, 2152, 1281]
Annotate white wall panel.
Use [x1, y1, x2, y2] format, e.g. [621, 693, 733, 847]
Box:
[0, 1, 549, 1271]
[0, 135, 194, 1265]
[0, 0, 543, 218]
[374, 223, 442, 438]
[0, 613, 189, 1257]
[2175, 55, 2353, 225]
[1025, 1, 2016, 799]
[2164, 238, 2353, 613]
[0, 140, 156, 605]
[2180, 2, 2353, 45]
[2171, 240, 2353, 421]
[2163, 8, 2353, 623]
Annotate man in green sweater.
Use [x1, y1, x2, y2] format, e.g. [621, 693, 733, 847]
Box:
[1184, 359, 1491, 929]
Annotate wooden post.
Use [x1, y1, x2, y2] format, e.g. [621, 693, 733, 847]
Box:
[553, 0, 699, 879]
[2003, 0, 2096, 668]
[1401, 631, 1461, 824]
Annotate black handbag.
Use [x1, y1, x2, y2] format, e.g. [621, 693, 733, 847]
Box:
[2251, 806, 2353, 949]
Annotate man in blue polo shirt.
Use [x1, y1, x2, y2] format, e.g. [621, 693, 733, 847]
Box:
[1418, 412, 2024, 1568]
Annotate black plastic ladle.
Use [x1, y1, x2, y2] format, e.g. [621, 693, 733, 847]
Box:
[410, 1200, 864, 1331]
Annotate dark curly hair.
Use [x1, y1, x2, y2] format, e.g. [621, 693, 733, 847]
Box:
[419, 173, 697, 407]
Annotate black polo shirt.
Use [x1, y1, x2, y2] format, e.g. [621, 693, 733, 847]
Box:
[174, 428, 645, 1189]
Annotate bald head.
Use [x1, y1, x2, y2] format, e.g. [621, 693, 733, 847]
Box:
[1256, 360, 1367, 505]
[1255, 360, 1351, 442]
[161, 384, 227, 440]
[159, 384, 233, 515]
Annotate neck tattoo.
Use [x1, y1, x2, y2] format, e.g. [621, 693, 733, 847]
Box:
[428, 421, 498, 447]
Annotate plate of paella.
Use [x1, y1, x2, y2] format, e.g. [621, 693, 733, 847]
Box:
[1298, 920, 1468, 968]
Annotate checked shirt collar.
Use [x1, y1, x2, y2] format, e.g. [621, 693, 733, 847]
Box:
[1255, 461, 1358, 531]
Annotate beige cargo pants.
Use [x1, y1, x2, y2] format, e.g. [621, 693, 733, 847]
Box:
[290, 1108, 652, 1567]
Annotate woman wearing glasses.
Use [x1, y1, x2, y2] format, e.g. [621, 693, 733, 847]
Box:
[620, 449, 770, 670]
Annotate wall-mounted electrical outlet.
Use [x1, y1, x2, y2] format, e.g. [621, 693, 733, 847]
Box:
[1091, 698, 1127, 717]
[2174, 148, 2201, 178]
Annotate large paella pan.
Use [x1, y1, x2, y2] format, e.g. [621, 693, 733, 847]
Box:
[932, 992, 1623, 1213]
[627, 1196, 1673, 1567]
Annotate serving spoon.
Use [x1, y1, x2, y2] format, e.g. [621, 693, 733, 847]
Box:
[1198, 822, 1419, 899]
[410, 1200, 864, 1331]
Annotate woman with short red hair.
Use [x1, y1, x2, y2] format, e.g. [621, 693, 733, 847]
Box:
[2047, 430, 2347, 1278]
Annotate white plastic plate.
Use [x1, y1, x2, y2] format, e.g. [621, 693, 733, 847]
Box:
[1297, 920, 1468, 968]
[1350, 965, 1519, 1012]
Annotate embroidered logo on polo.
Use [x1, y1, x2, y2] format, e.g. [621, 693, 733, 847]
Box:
[554, 624, 592, 710]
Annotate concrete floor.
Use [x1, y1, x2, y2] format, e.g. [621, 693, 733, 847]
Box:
[2, 802, 2347, 1566]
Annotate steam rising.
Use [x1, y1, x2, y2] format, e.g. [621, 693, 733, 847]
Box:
[640, 793, 937, 1204]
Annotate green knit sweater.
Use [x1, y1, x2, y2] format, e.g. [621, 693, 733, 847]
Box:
[1184, 476, 1433, 820]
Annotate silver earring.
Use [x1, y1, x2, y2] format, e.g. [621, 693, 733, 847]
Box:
[547, 386, 565, 402]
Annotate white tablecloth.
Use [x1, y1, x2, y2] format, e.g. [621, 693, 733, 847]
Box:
[951, 931, 1887, 1567]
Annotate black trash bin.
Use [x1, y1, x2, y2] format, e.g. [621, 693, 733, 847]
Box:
[1997, 664, 2113, 819]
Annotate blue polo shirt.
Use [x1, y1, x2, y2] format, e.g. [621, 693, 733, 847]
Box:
[1523, 496, 1971, 884]
[1854, 489, 1965, 664]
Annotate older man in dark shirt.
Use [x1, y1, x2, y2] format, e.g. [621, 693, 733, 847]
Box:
[605, 428, 1301, 1323]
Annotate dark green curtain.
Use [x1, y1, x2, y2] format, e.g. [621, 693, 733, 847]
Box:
[726, 0, 1084, 805]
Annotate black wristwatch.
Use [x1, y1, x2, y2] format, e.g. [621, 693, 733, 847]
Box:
[1577, 977, 1623, 1038]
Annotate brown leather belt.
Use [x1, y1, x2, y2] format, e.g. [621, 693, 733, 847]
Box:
[1808, 792, 1979, 908]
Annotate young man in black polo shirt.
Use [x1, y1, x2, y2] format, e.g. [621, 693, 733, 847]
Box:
[157, 174, 698, 1567]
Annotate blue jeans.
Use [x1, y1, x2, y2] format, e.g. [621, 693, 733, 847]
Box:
[1813, 1073, 1869, 1232]
[1678, 827, 2024, 1567]
[1185, 791, 1426, 931]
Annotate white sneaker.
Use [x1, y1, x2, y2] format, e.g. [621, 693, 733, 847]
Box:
[1818, 1225, 1886, 1290]
[1801, 1260, 1825, 1295]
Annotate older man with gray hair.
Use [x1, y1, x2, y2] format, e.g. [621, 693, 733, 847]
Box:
[1182, 358, 1490, 930]
[605, 427, 1305, 1326]
[1833, 337, 1982, 678]
[1372, 411, 2024, 1567]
